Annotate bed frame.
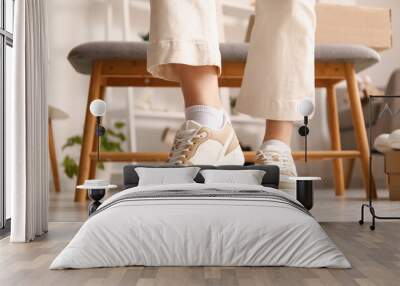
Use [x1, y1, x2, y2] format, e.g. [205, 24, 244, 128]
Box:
[123, 165, 279, 188]
[122, 165, 313, 210]
[87, 165, 313, 216]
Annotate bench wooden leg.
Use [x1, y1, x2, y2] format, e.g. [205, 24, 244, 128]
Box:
[48, 118, 61, 192]
[344, 63, 377, 199]
[345, 158, 355, 189]
[75, 62, 104, 202]
[326, 84, 345, 196]
[89, 159, 97, 180]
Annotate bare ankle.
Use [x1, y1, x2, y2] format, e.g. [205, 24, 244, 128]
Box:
[174, 64, 221, 108]
[263, 120, 293, 146]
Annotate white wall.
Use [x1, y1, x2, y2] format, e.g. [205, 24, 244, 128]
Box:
[47, 0, 151, 190]
[48, 0, 99, 191]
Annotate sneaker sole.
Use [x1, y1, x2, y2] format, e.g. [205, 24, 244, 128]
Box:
[279, 175, 296, 190]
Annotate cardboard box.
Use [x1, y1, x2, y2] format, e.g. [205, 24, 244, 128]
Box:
[384, 151, 400, 200]
[247, 3, 392, 51]
[384, 151, 400, 174]
[387, 175, 400, 201]
[316, 4, 392, 51]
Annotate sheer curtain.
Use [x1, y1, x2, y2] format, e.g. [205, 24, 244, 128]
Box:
[9, 0, 49, 242]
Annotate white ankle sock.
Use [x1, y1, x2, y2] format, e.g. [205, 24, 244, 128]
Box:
[261, 139, 291, 152]
[185, 105, 224, 130]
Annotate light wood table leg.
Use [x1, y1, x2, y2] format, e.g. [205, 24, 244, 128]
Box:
[75, 62, 104, 202]
[89, 159, 97, 180]
[345, 158, 355, 189]
[344, 63, 377, 199]
[326, 84, 345, 196]
[48, 118, 61, 192]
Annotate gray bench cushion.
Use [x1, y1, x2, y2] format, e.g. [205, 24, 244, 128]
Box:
[68, 41, 380, 75]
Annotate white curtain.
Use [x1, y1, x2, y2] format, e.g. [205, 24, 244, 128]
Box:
[9, 0, 49, 242]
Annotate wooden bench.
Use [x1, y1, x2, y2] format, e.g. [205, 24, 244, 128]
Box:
[68, 42, 380, 202]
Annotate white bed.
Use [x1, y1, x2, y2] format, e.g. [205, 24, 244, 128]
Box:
[50, 183, 350, 269]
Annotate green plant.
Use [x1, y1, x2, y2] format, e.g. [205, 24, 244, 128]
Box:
[62, 121, 126, 179]
[62, 135, 82, 150]
[139, 32, 149, 42]
[62, 155, 79, 179]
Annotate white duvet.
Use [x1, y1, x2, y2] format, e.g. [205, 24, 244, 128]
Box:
[50, 183, 350, 269]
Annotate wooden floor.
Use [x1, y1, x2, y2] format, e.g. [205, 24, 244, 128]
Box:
[1, 188, 400, 286]
[1, 222, 400, 286]
[48, 187, 400, 223]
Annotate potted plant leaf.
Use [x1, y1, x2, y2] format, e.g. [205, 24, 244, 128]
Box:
[62, 121, 127, 181]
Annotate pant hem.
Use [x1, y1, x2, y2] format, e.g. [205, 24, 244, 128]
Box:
[236, 95, 315, 122]
[147, 40, 221, 82]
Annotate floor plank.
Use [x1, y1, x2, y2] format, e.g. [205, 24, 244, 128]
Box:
[48, 188, 400, 223]
[1, 187, 400, 286]
[1, 222, 400, 286]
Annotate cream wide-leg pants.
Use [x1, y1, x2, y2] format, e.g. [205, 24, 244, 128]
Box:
[147, 0, 316, 121]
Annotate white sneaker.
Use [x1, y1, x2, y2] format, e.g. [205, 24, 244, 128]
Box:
[255, 144, 297, 189]
[167, 118, 244, 166]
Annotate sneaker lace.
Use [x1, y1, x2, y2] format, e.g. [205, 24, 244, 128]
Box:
[255, 149, 292, 171]
[167, 128, 207, 165]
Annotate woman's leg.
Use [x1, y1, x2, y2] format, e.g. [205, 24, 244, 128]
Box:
[147, 0, 244, 166]
[239, 0, 316, 145]
[148, 0, 221, 109]
[237, 0, 316, 186]
[263, 120, 293, 146]
[147, 0, 220, 82]
[237, 0, 316, 122]
[170, 64, 221, 108]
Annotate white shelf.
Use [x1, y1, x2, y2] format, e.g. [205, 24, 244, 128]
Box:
[135, 110, 184, 120]
[129, 0, 254, 15]
[134, 110, 264, 125]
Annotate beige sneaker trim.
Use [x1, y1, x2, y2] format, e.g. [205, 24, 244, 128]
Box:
[168, 121, 241, 165]
[175, 132, 208, 165]
[205, 122, 239, 156]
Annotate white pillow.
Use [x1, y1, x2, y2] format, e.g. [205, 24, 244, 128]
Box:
[136, 167, 200, 186]
[200, 169, 266, 185]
